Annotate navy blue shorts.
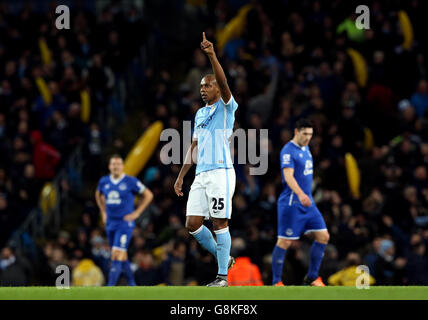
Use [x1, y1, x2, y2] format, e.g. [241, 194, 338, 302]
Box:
[277, 195, 327, 239]
[106, 219, 135, 252]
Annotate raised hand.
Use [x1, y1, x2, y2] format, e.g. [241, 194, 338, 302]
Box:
[200, 32, 214, 56]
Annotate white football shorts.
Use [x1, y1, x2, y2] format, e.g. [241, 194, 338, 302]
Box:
[186, 168, 236, 219]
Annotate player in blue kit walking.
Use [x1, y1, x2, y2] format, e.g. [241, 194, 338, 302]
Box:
[95, 154, 153, 286]
[272, 119, 330, 286]
[174, 32, 237, 287]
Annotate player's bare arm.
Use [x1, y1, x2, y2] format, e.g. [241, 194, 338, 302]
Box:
[95, 190, 107, 224]
[200, 32, 231, 103]
[174, 139, 198, 196]
[283, 168, 311, 207]
[123, 188, 154, 222]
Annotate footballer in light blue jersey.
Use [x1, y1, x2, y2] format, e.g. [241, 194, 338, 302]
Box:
[95, 154, 153, 286]
[272, 119, 330, 287]
[174, 32, 237, 287]
[193, 95, 238, 175]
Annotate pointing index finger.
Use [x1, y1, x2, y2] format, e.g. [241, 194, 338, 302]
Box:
[202, 32, 206, 41]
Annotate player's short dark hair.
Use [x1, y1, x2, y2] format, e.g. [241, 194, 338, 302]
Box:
[109, 153, 123, 162]
[295, 118, 313, 131]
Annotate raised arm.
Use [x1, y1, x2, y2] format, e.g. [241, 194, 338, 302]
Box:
[200, 32, 231, 103]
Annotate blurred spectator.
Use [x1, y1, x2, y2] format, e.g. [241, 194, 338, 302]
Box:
[328, 252, 375, 286]
[373, 239, 406, 285]
[47, 245, 69, 274]
[0, 246, 32, 286]
[228, 238, 263, 286]
[410, 80, 428, 118]
[185, 49, 211, 100]
[167, 241, 187, 286]
[192, 249, 217, 285]
[90, 236, 110, 278]
[134, 249, 166, 286]
[405, 234, 428, 285]
[319, 244, 340, 281]
[72, 258, 105, 286]
[30, 130, 61, 180]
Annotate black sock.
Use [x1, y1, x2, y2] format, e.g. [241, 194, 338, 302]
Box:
[217, 274, 227, 281]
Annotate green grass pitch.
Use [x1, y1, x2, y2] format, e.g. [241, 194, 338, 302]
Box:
[0, 286, 427, 300]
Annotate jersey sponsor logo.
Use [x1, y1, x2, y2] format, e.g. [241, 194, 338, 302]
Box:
[106, 190, 121, 204]
[118, 183, 127, 191]
[304, 160, 313, 175]
[197, 109, 216, 129]
[282, 154, 291, 165]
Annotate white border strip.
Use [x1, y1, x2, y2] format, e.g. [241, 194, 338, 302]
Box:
[304, 228, 327, 234]
[278, 235, 300, 240]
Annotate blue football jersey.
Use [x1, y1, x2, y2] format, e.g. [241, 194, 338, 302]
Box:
[193, 96, 238, 175]
[280, 141, 314, 199]
[97, 174, 146, 220]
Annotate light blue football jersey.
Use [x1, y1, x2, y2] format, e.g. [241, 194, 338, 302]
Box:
[193, 96, 238, 175]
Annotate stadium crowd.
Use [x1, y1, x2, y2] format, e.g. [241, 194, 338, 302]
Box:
[1, 0, 428, 286]
[0, 1, 146, 250]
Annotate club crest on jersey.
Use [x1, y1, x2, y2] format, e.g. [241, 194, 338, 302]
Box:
[286, 228, 293, 236]
[104, 184, 110, 190]
[106, 190, 121, 204]
[119, 183, 127, 191]
[304, 160, 313, 175]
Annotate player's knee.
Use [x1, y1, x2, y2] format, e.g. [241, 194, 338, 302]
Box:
[111, 248, 127, 261]
[212, 218, 228, 231]
[276, 238, 292, 249]
[185, 220, 202, 233]
[316, 231, 330, 244]
[111, 249, 120, 260]
[119, 251, 128, 261]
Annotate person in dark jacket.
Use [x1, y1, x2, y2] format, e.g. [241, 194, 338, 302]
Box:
[0, 246, 32, 286]
[406, 237, 428, 285]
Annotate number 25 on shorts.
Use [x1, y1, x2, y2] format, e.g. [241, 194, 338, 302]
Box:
[212, 198, 224, 211]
